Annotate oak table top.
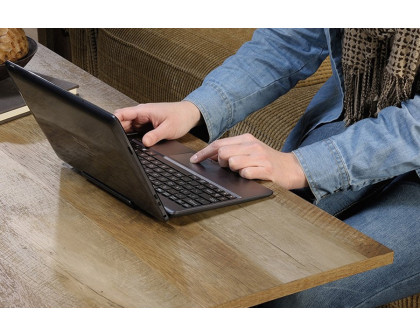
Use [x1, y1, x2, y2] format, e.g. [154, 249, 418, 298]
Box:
[0, 44, 393, 307]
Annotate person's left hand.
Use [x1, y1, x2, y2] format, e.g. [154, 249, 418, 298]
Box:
[190, 133, 309, 190]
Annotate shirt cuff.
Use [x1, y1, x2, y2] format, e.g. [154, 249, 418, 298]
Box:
[293, 138, 350, 201]
[184, 81, 234, 143]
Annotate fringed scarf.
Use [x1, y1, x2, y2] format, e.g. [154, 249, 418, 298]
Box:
[342, 28, 420, 125]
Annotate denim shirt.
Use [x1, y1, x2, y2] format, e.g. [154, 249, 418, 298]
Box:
[184, 28, 420, 201]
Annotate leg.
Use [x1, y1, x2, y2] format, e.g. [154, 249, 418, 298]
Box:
[259, 171, 420, 307]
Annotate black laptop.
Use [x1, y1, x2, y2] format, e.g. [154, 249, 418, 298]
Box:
[6, 61, 272, 221]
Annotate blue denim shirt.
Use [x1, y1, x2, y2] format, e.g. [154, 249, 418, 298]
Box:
[184, 28, 420, 201]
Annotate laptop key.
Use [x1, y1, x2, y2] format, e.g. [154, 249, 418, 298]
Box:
[198, 193, 219, 203]
[185, 199, 200, 207]
[196, 197, 210, 205]
[131, 139, 238, 208]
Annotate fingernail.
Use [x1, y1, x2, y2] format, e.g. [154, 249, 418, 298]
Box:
[190, 154, 198, 163]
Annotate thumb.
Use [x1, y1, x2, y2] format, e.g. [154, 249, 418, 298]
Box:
[142, 122, 170, 147]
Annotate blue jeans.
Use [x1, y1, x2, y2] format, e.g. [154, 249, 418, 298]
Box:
[258, 121, 420, 307]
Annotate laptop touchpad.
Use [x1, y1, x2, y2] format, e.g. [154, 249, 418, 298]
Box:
[165, 153, 240, 188]
[150, 140, 195, 156]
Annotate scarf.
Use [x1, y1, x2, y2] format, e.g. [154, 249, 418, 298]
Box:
[342, 28, 420, 125]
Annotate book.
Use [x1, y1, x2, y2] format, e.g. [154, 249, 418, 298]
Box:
[0, 73, 79, 124]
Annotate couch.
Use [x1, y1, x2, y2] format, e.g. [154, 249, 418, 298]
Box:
[67, 28, 418, 308]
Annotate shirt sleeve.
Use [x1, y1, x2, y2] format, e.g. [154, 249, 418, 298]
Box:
[293, 94, 420, 201]
[184, 28, 329, 142]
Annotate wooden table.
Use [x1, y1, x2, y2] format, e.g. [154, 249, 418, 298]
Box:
[0, 44, 393, 308]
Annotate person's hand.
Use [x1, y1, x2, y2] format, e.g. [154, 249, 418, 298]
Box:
[190, 133, 308, 190]
[114, 101, 202, 147]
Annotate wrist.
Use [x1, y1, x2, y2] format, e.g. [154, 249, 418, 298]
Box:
[180, 100, 203, 128]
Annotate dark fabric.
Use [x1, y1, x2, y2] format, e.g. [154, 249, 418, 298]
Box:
[68, 28, 98, 76]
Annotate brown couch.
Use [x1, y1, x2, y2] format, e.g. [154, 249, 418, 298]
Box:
[68, 28, 330, 148]
[66, 28, 418, 308]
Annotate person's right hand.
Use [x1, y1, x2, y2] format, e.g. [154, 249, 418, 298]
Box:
[114, 101, 202, 147]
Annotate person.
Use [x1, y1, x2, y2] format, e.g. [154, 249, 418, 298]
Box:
[115, 28, 420, 307]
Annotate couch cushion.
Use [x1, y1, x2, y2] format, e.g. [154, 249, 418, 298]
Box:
[227, 83, 324, 150]
[380, 293, 420, 308]
[96, 28, 256, 103]
[95, 28, 332, 147]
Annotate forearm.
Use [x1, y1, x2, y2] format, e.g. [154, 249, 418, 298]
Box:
[294, 95, 420, 200]
[184, 28, 329, 142]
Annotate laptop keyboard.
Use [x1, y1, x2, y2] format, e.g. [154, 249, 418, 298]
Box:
[130, 140, 238, 209]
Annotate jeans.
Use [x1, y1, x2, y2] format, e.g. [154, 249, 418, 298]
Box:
[258, 121, 420, 307]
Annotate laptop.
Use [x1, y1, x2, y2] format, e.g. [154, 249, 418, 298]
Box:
[6, 61, 272, 221]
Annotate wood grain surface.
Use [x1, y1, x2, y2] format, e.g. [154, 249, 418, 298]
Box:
[0, 44, 393, 307]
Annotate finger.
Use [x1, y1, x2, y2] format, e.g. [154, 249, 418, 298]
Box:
[227, 154, 269, 172]
[238, 166, 270, 181]
[113, 109, 124, 121]
[142, 120, 172, 147]
[217, 143, 256, 160]
[190, 144, 219, 164]
[114, 107, 140, 122]
[119, 120, 134, 132]
[190, 136, 250, 163]
[216, 142, 263, 167]
[115, 105, 154, 125]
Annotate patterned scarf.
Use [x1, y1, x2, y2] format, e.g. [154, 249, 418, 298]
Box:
[342, 28, 420, 125]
